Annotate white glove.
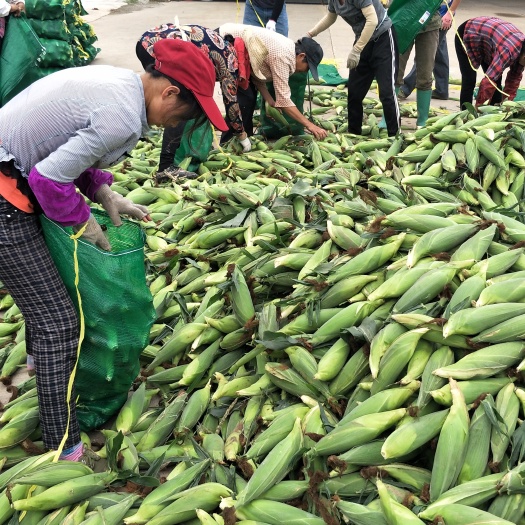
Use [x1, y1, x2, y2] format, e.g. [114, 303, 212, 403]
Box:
[266, 19, 277, 31]
[240, 136, 252, 153]
[74, 214, 111, 251]
[95, 184, 149, 226]
[347, 48, 361, 70]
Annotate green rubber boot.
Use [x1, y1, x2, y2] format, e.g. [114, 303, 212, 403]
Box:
[416, 89, 432, 128]
[378, 87, 400, 129]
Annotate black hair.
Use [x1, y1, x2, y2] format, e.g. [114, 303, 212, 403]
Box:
[295, 40, 305, 56]
[222, 33, 235, 46]
[521, 40, 525, 58]
[295, 40, 308, 63]
[146, 64, 208, 155]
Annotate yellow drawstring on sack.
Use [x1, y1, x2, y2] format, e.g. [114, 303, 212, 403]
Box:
[53, 223, 87, 462]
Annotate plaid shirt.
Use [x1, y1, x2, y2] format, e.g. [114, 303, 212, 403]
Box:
[463, 17, 525, 105]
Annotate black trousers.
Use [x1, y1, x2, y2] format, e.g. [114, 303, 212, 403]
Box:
[220, 80, 258, 143]
[455, 22, 502, 110]
[347, 27, 400, 137]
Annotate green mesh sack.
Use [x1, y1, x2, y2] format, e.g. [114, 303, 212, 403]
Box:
[388, 0, 443, 54]
[0, 16, 45, 106]
[69, 15, 97, 46]
[39, 209, 156, 431]
[28, 18, 71, 41]
[25, 0, 75, 20]
[39, 37, 74, 67]
[173, 119, 214, 172]
[258, 71, 308, 140]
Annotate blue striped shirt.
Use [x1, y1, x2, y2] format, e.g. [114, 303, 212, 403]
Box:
[0, 65, 149, 183]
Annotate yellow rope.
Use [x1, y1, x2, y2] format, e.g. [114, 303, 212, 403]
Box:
[53, 222, 87, 462]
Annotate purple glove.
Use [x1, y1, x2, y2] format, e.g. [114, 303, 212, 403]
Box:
[28, 167, 90, 226]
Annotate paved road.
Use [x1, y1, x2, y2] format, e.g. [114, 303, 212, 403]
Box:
[82, 0, 525, 113]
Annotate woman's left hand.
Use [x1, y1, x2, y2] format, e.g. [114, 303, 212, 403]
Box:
[95, 184, 150, 226]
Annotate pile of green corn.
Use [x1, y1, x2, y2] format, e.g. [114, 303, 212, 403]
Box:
[2, 93, 525, 524]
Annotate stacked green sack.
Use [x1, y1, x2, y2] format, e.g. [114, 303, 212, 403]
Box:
[16, 0, 100, 93]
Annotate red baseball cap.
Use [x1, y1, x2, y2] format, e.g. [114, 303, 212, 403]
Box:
[153, 38, 229, 132]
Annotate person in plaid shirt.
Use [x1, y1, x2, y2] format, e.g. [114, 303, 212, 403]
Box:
[455, 17, 525, 109]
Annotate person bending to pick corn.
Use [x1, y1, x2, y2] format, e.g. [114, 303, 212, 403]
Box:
[306, 0, 400, 136]
[218, 23, 328, 141]
[455, 16, 525, 110]
[0, 39, 227, 463]
[137, 23, 252, 178]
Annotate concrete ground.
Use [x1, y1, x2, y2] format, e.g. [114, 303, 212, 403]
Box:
[81, 0, 525, 115]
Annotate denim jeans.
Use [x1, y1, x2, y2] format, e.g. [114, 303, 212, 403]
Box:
[243, 2, 288, 37]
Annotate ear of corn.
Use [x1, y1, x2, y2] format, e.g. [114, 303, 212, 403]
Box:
[236, 417, 303, 506]
[370, 328, 428, 395]
[490, 383, 520, 468]
[145, 483, 233, 525]
[381, 409, 449, 459]
[429, 378, 470, 501]
[477, 278, 525, 307]
[233, 498, 326, 525]
[310, 300, 383, 346]
[336, 500, 387, 525]
[175, 383, 210, 434]
[400, 340, 434, 385]
[328, 234, 406, 284]
[244, 407, 309, 460]
[12, 472, 118, 511]
[265, 362, 323, 400]
[369, 323, 408, 379]
[443, 274, 486, 319]
[60, 500, 90, 525]
[320, 274, 377, 308]
[315, 338, 350, 381]
[377, 478, 426, 524]
[311, 408, 406, 456]
[450, 223, 496, 263]
[488, 493, 525, 524]
[12, 460, 93, 486]
[115, 382, 147, 435]
[433, 342, 525, 380]
[340, 382, 418, 425]
[123, 459, 212, 524]
[419, 503, 515, 524]
[136, 389, 187, 451]
[329, 346, 370, 396]
[406, 223, 479, 268]
[428, 472, 503, 511]
[429, 377, 515, 406]
[378, 463, 432, 493]
[443, 303, 525, 338]
[80, 494, 139, 525]
[457, 401, 493, 484]
[229, 265, 255, 326]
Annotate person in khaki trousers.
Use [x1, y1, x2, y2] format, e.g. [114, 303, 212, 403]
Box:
[396, 10, 441, 127]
